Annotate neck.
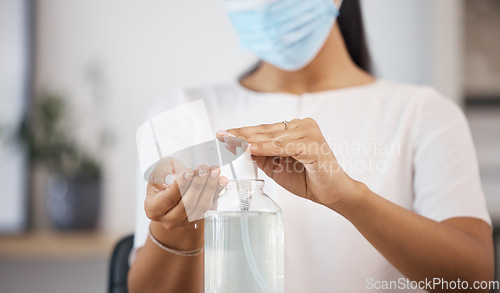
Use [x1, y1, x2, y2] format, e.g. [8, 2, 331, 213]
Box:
[240, 24, 375, 95]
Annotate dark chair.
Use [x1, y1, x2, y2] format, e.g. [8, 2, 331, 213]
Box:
[108, 234, 134, 293]
[494, 225, 500, 282]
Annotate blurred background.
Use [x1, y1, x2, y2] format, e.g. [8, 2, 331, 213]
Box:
[0, 0, 499, 292]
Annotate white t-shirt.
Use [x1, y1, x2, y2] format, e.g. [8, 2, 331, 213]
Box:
[133, 79, 491, 293]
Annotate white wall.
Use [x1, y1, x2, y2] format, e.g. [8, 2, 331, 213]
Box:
[35, 0, 464, 235]
[0, 0, 29, 233]
[361, 0, 463, 102]
[35, 0, 255, 235]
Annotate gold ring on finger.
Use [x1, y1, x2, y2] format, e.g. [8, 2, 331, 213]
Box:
[283, 120, 289, 131]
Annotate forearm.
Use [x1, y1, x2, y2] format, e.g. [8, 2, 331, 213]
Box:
[128, 221, 204, 293]
[331, 183, 494, 292]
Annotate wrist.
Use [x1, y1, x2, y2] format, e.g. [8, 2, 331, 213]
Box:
[328, 179, 370, 219]
[150, 220, 204, 251]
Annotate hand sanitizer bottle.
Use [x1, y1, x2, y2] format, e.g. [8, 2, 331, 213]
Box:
[204, 179, 284, 293]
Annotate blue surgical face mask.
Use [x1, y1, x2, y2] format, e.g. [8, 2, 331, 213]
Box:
[225, 0, 342, 71]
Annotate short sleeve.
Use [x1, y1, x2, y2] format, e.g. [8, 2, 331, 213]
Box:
[412, 88, 491, 226]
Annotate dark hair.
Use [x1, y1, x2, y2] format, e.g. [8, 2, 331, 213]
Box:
[338, 0, 372, 73]
[240, 0, 372, 78]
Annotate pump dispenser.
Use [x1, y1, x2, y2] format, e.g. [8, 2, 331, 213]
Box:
[135, 100, 284, 292]
[205, 152, 284, 293]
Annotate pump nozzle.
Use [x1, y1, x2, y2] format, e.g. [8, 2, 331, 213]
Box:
[228, 159, 271, 293]
[228, 146, 258, 211]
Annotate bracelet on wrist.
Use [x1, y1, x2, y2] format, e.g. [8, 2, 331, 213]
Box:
[148, 226, 204, 257]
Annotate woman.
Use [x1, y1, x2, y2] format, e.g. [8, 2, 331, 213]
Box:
[128, 0, 494, 292]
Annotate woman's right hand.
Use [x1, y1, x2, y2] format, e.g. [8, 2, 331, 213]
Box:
[130, 159, 227, 293]
[144, 157, 229, 239]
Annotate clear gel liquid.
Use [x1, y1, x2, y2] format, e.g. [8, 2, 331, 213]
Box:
[204, 211, 284, 293]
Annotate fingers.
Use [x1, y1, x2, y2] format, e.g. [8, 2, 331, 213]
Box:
[144, 180, 181, 221]
[218, 119, 309, 150]
[218, 126, 307, 158]
[176, 168, 195, 196]
[222, 137, 248, 155]
[147, 156, 186, 186]
[218, 118, 324, 160]
[250, 138, 314, 160]
[216, 130, 234, 142]
[159, 195, 191, 229]
[223, 120, 300, 139]
[187, 166, 228, 221]
[180, 165, 210, 216]
[147, 157, 174, 186]
[145, 157, 231, 230]
[158, 165, 209, 228]
[161, 167, 228, 227]
[222, 136, 248, 148]
[242, 128, 306, 144]
[144, 166, 207, 220]
[222, 137, 249, 155]
[210, 176, 228, 210]
[216, 132, 249, 156]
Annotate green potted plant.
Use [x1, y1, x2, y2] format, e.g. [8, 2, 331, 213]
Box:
[17, 91, 103, 230]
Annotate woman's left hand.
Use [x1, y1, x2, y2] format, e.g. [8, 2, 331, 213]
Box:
[217, 118, 363, 210]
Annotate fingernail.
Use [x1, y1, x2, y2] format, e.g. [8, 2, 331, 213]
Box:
[198, 168, 208, 177]
[241, 141, 248, 150]
[216, 130, 227, 136]
[185, 170, 194, 180]
[210, 168, 220, 178]
[227, 131, 236, 137]
[165, 174, 175, 185]
[220, 177, 229, 186]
